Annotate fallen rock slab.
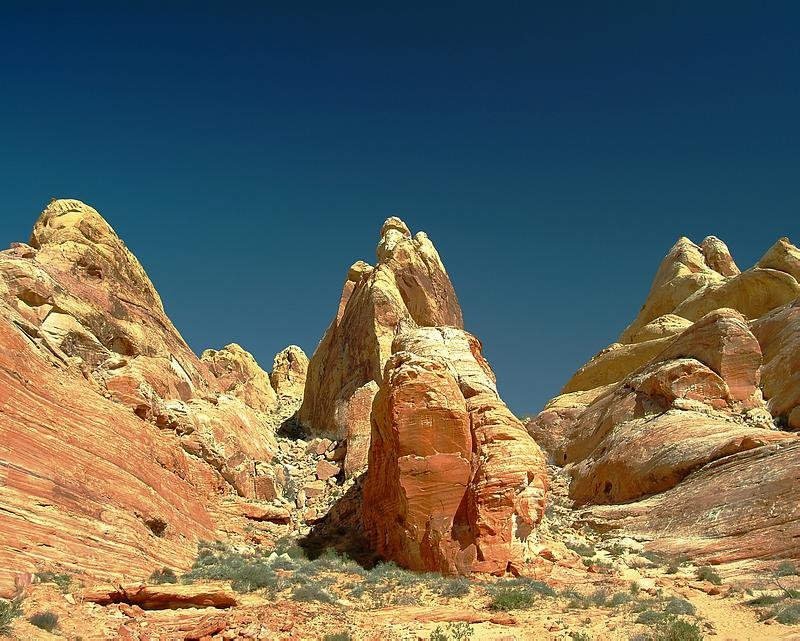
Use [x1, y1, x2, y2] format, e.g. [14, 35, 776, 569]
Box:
[83, 583, 238, 609]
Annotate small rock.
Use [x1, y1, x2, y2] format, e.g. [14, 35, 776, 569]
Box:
[316, 459, 341, 481]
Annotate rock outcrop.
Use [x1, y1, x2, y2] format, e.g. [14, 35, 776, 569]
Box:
[363, 327, 548, 575]
[0, 200, 292, 594]
[298, 217, 463, 475]
[270, 345, 308, 422]
[529, 235, 800, 564]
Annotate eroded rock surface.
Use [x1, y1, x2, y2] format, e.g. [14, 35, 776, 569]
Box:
[0, 200, 295, 593]
[298, 217, 463, 475]
[363, 327, 548, 575]
[529, 235, 800, 564]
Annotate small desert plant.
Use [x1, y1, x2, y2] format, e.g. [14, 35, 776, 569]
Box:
[428, 575, 471, 598]
[776, 561, 797, 577]
[0, 598, 23, 635]
[183, 540, 283, 593]
[609, 591, 631, 607]
[695, 566, 722, 585]
[292, 583, 335, 603]
[430, 627, 449, 641]
[664, 597, 696, 616]
[652, 615, 703, 641]
[28, 611, 60, 633]
[322, 633, 353, 641]
[570, 632, 592, 641]
[35, 570, 72, 593]
[771, 602, 800, 625]
[636, 609, 665, 625]
[566, 541, 596, 557]
[630, 581, 641, 595]
[488, 587, 537, 611]
[148, 567, 177, 584]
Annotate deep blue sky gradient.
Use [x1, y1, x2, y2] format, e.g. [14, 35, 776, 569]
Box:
[2, 2, 798, 414]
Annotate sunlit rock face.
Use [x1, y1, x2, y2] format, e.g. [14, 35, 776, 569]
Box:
[0, 199, 286, 594]
[298, 216, 463, 476]
[528, 235, 800, 565]
[363, 327, 548, 576]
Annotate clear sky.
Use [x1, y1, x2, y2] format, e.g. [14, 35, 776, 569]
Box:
[2, 2, 798, 415]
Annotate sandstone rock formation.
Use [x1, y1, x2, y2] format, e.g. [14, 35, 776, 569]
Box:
[529, 235, 800, 563]
[270, 345, 308, 422]
[299, 217, 463, 475]
[0, 199, 294, 594]
[363, 327, 548, 575]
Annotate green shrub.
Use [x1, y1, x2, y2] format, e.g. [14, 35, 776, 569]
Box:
[0, 598, 22, 635]
[183, 541, 283, 593]
[745, 593, 783, 606]
[630, 581, 641, 595]
[664, 597, 696, 616]
[28, 611, 59, 633]
[428, 575, 471, 598]
[148, 567, 177, 584]
[489, 587, 537, 611]
[652, 615, 703, 641]
[695, 566, 722, 585]
[446, 621, 474, 640]
[772, 602, 800, 625]
[35, 571, 72, 593]
[636, 609, 665, 625]
[776, 561, 797, 577]
[570, 633, 592, 641]
[322, 633, 353, 641]
[609, 592, 631, 607]
[430, 627, 449, 641]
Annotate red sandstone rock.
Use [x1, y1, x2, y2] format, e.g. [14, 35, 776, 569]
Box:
[298, 217, 463, 475]
[83, 583, 238, 609]
[363, 327, 547, 575]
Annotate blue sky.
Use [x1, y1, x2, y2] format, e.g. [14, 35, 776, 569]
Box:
[2, 2, 798, 414]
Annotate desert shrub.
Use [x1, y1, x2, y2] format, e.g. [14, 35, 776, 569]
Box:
[446, 621, 474, 639]
[0, 599, 22, 635]
[609, 591, 631, 607]
[745, 593, 783, 606]
[776, 561, 797, 577]
[430, 627, 449, 641]
[274, 535, 307, 560]
[695, 566, 722, 585]
[28, 611, 59, 633]
[636, 609, 665, 625]
[183, 540, 283, 593]
[322, 634, 352, 641]
[35, 570, 72, 592]
[427, 575, 471, 598]
[652, 615, 703, 641]
[566, 541, 596, 557]
[570, 632, 592, 641]
[292, 583, 335, 603]
[489, 587, 537, 611]
[630, 581, 641, 595]
[148, 567, 177, 584]
[771, 602, 800, 625]
[664, 597, 696, 616]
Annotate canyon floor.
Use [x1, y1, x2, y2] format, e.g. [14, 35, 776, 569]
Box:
[4, 457, 799, 641]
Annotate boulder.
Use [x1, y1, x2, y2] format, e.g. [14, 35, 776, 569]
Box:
[362, 327, 547, 575]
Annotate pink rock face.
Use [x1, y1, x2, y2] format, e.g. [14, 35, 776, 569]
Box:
[363, 327, 547, 575]
[0, 200, 285, 593]
[298, 217, 463, 475]
[0, 200, 279, 502]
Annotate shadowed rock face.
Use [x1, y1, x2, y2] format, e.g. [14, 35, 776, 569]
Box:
[529, 235, 800, 564]
[298, 217, 463, 476]
[0, 200, 295, 594]
[363, 327, 547, 575]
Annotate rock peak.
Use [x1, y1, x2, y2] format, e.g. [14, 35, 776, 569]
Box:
[380, 216, 411, 238]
